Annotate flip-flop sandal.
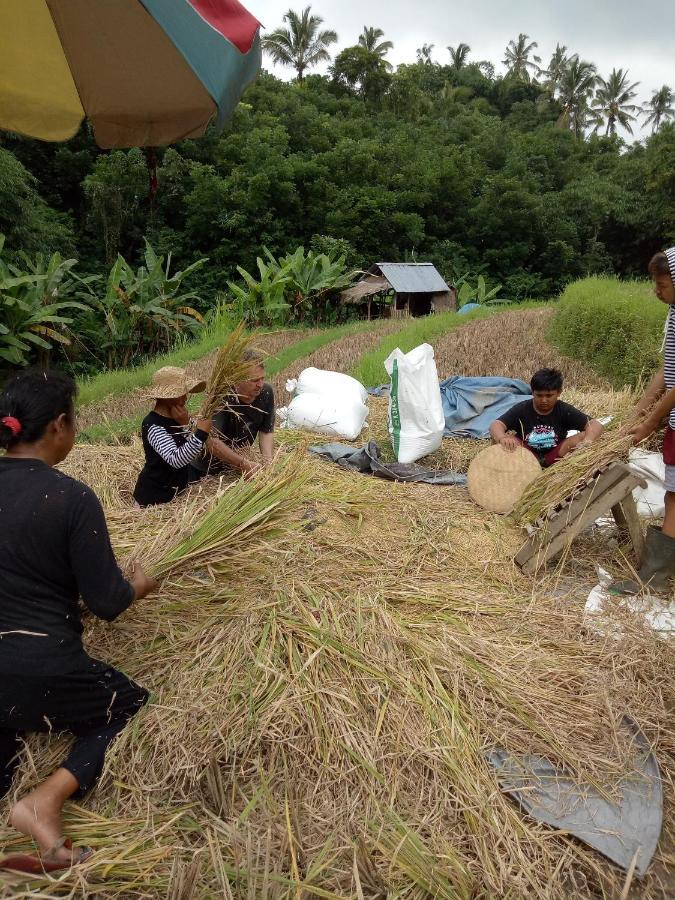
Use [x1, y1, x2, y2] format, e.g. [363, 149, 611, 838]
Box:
[0, 837, 94, 874]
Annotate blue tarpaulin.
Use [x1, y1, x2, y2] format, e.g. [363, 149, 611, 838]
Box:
[440, 376, 531, 438]
[457, 302, 481, 315]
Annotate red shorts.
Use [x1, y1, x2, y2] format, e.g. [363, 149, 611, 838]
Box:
[514, 437, 561, 467]
[663, 426, 675, 465]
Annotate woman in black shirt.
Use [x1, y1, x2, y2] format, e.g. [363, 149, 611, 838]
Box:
[0, 371, 155, 872]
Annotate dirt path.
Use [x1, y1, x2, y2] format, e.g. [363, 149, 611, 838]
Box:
[433, 307, 608, 390]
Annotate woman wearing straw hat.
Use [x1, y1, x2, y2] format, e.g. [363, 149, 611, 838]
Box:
[0, 370, 156, 873]
[133, 366, 212, 507]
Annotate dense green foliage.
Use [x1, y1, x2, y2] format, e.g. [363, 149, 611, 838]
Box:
[3, 57, 674, 315]
[228, 245, 354, 326]
[548, 277, 665, 387]
[0, 237, 88, 366]
[0, 236, 209, 373]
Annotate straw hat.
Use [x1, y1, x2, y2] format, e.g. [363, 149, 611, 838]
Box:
[143, 366, 206, 400]
[468, 444, 542, 514]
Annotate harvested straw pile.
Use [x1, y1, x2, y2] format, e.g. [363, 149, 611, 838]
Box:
[2, 440, 672, 898]
[513, 430, 634, 526]
[3, 301, 674, 899]
[58, 440, 145, 509]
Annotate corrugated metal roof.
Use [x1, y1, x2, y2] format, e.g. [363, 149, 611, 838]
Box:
[375, 263, 449, 294]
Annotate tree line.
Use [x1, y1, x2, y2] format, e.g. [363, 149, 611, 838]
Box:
[263, 7, 674, 136]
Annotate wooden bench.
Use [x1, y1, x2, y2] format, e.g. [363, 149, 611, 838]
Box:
[515, 461, 648, 576]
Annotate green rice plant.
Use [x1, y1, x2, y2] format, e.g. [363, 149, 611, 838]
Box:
[548, 277, 664, 388]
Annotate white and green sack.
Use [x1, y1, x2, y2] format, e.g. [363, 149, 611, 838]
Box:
[384, 343, 445, 464]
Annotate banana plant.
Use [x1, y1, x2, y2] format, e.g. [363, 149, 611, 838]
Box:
[457, 275, 508, 307]
[0, 235, 88, 366]
[76, 240, 208, 367]
[226, 257, 291, 327]
[265, 245, 357, 322]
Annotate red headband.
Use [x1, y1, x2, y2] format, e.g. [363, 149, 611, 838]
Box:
[1, 416, 22, 437]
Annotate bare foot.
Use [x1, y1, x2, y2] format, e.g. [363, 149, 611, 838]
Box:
[11, 792, 73, 864]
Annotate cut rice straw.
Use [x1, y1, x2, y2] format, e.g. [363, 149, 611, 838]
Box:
[1, 327, 673, 898]
[199, 322, 258, 418]
[137, 453, 314, 580]
[512, 429, 634, 526]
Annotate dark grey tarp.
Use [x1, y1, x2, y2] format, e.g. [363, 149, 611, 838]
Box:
[309, 440, 467, 486]
[487, 722, 662, 875]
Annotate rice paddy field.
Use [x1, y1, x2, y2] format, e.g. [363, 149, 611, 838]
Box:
[1, 307, 673, 899]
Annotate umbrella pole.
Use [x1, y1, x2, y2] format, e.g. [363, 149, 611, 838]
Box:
[145, 146, 158, 209]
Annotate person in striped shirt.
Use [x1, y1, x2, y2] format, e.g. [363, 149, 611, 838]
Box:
[615, 247, 675, 593]
[133, 367, 212, 507]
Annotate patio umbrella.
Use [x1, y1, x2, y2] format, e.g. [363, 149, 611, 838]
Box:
[0, 0, 261, 148]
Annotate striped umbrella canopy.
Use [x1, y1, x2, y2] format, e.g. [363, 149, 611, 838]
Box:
[0, 0, 261, 148]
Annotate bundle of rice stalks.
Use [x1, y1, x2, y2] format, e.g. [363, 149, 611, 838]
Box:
[127, 453, 314, 580]
[199, 322, 258, 418]
[512, 430, 633, 525]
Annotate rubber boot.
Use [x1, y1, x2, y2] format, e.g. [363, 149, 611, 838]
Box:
[612, 525, 675, 595]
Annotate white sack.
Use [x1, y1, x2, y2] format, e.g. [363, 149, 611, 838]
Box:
[285, 367, 367, 405]
[384, 343, 445, 464]
[584, 567, 674, 640]
[629, 449, 666, 518]
[277, 393, 368, 441]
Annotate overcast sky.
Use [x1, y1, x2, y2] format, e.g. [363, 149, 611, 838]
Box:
[250, 0, 674, 139]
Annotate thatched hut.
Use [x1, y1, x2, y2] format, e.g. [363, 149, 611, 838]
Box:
[340, 262, 456, 319]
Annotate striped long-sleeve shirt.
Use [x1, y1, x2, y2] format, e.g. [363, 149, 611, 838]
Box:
[133, 411, 209, 506]
[663, 248, 675, 429]
[147, 423, 204, 469]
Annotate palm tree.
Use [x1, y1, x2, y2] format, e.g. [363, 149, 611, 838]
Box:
[503, 33, 541, 81]
[262, 7, 338, 82]
[358, 26, 393, 70]
[643, 85, 675, 133]
[447, 43, 471, 70]
[592, 68, 641, 136]
[544, 44, 574, 96]
[557, 58, 598, 138]
[416, 43, 435, 65]
[359, 26, 393, 57]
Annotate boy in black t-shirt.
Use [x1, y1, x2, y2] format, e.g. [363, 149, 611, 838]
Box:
[489, 368, 603, 467]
